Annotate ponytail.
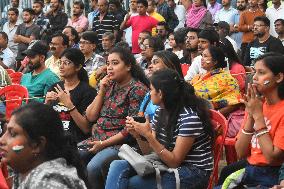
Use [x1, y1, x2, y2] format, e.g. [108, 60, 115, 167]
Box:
[78, 67, 89, 83]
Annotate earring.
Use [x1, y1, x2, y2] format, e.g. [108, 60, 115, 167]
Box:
[33, 153, 39, 158]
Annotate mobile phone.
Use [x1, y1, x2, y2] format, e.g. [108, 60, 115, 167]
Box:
[132, 116, 147, 141]
[133, 116, 146, 123]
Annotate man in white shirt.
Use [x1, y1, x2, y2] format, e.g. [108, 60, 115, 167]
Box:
[0, 32, 16, 69]
[2, 7, 22, 56]
[265, 0, 284, 37]
[184, 29, 219, 81]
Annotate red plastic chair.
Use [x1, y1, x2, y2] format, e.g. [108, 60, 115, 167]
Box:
[180, 64, 190, 77]
[207, 110, 228, 189]
[0, 163, 9, 189]
[0, 85, 29, 120]
[224, 137, 238, 165]
[5, 69, 15, 75]
[9, 72, 23, 85]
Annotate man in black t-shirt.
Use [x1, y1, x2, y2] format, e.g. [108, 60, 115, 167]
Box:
[244, 16, 284, 66]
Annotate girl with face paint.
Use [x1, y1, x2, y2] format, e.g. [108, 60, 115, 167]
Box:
[217, 53, 284, 188]
[0, 103, 88, 188]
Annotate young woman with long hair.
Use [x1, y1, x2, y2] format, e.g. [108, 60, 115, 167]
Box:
[105, 69, 214, 189]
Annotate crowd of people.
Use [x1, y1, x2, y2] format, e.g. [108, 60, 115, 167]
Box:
[0, 0, 284, 188]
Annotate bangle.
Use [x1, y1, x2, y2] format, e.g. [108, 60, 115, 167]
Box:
[256, 130, 269, 138]
[255, 127, 267, 133]
[159, 148, 165, 155]
[68, 105, 76, 112]
[242, 129, 254, 135]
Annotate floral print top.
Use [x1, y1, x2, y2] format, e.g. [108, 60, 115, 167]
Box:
[92, 79, 148, 140]
[190, 68, 242, 109]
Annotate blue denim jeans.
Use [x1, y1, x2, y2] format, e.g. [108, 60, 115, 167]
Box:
[79, 147, 119, 189]
[242, 164, 280, 187]
[214, 164, 280, 189]
[105, 160, 210, 189]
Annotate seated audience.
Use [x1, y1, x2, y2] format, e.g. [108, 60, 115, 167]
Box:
[81, 47, 149, 189]
[21, 40, 60, 102]
[45, 48, 96, 142]
[79, 31, 106, 88]
[217, 53, 284, 188]
[138, 36, 164, 76]
[0, 103, 88, 188]
[105, 68, 214, 188]
[62, 26, 80, 49]
[138, 50, 183, 120]
[0, 32, 15, 69]
[45, 33, 69, 77]
[190, 46, 242, 118]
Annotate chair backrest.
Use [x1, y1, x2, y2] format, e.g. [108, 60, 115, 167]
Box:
[180, 64, 190, 77]
[9, 72, 23, 85]
[5, 69, 15, 75]
[207, 109, 228, 189]
[0, 85, 29, 120]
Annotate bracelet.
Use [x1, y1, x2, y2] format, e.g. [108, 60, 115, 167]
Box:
[241, 129, 254, 135]
[255, 127, 267, 133]
[99, 140, 103, 145]
[255, 130, 269, 138]
[68, 105, 76, 112]
[159, 148, 165, 154]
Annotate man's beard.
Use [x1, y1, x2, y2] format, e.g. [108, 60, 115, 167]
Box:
[28, 61, 41, 71]
[23, 19, 32, 23]
[237, 5, 245, 10]
[186, 45, 198, 52]
[255, 32, 265, 38]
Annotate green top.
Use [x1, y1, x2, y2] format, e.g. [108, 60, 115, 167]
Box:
[20, 68, 60, 102]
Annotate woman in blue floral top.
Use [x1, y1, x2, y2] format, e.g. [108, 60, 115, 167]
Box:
[81, 47, 149, 189]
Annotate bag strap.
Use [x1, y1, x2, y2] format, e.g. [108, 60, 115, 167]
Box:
[153, 164, 180, 189]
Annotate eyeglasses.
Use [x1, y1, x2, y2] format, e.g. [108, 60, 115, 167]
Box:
[253, 24, 266, 28]
[59, 59, 73, 66]
[139, 44, 152, 50]
[79, 41, 92, 45]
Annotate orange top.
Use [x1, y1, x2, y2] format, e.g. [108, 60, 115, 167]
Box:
[238, 9, 264, 43]
[239, 100, 284, 166]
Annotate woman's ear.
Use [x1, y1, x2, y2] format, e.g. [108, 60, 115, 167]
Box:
[158, 89, 163, 99]
[276, 72, 284, 84]
[31, 136, 47, 155]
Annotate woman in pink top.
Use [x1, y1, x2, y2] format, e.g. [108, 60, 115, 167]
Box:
[182, 0, 213, 29]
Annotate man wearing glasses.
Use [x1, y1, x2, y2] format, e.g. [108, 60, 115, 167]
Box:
[244, 16, 284, 66]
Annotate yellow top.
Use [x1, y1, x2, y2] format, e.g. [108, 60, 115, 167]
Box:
[149, 12, 165, 36]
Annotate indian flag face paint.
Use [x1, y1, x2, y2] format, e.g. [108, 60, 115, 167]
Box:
[12, 141, 24, 153]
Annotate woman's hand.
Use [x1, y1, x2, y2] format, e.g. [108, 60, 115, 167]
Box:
[125, 117, 140, 139]
[54, 84, 74, 108]
[126, 116, 152, 139]
[88, 140, 105, 153]
[241, 83, 264, 119]
[99, 75, 112, 94]
[45, 91, 58, 104]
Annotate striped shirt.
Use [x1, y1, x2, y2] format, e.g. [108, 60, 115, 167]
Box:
[152, 107, 213, 171]
[92, 13, 119, 50]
